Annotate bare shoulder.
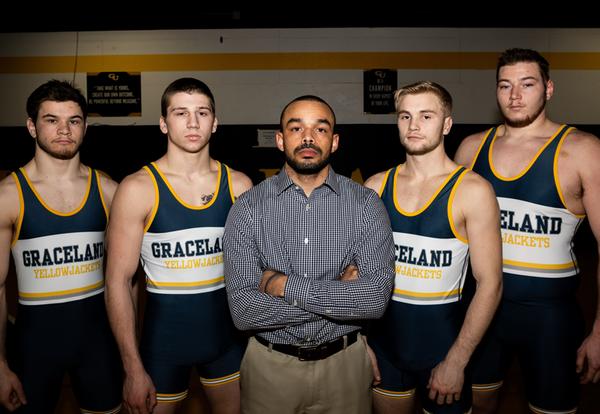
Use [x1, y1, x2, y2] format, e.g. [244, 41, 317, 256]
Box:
[97, 169, 118, 188]
[0, 173, 17, 194]
[228, 167, 253, 198]
[562, 128, 600, 159]
[0, 173, 19, 223]
[454, 130, 489, 166]
[96, 170, 119, 205]
[455, 170, 497, 208]
[112, 168, 155, 214]
[363, 170, 389, 194]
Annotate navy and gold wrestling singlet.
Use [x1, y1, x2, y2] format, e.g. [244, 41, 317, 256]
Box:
[470, 125, 583, 413]
[10, 167, 122, 414]
[139, 162, 244, 403]
[371, 165, 471, 414]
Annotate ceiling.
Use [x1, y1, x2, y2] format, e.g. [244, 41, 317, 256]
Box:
[3, 8, 598, 33]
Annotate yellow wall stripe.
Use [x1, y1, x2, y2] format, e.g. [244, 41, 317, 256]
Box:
[2, 52, 600, 73]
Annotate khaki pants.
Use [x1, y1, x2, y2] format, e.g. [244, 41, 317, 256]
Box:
[241, 334, 372, 414]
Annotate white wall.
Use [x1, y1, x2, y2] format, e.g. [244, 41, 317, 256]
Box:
[1, 27, 599, 127]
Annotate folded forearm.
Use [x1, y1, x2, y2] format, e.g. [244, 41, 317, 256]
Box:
[285, 274, 393, 320]
[228, 290, 317, 331]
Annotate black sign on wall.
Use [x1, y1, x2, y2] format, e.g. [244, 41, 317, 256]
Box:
[363, 69, 397, 114]
[87, 72, 142, 117]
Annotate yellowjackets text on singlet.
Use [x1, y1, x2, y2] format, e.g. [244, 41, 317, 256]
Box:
[379, 165, 470, 305]
[140, 162, 235, 294]
[10, 168, 108, 305]
[471, 125, 584, 279]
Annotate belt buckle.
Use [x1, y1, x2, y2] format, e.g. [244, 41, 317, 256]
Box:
[298, 344, 325, 361]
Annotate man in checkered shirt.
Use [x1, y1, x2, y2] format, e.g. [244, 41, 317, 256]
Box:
[224, 95, 395, 414]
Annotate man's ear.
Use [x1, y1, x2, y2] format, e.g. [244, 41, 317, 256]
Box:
[331, 133, 340, 153]
[443, 116, 453, 136]
[159, 116, 168, 134]
[26, 118, 37, 138]
[546, 80, 554, 100]
[275, 131, 285, 152]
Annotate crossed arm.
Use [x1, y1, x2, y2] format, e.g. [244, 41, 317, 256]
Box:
[223, 193, 395, 331]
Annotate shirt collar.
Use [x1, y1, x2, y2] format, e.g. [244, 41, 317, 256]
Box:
[274, 166, 341, 196]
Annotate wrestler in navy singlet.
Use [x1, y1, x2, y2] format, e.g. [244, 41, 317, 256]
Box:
[10, 167, 122, 414]
[139, 161, 244, 403]
[370, 165, 471, 414]
[470, 124, 584, 413]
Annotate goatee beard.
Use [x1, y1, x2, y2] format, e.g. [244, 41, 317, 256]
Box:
[286, 143, 329, 175]
[37, 139, 79, 160]
[504, 98, 546, 128]
[405, 144, 437, 156]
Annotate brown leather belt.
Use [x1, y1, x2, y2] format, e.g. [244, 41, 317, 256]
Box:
[255, 331, 359, 361]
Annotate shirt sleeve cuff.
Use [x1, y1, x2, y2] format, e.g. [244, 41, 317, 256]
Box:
[283, 275, 312, 309]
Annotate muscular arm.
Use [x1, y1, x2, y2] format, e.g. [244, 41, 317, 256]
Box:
[104, 171, 156, 413]
[429, 173, 502, 402]
[0, 177, 26, 411]
[572, 133, 600, 384]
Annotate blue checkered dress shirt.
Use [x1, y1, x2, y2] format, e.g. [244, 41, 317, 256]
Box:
[224, 167, 395, 346]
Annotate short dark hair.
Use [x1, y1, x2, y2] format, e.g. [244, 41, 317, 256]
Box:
[394, 81, 453, 116]
[161, 77, 216, 117]
[496, 48, 550, 83]
[279, 95, 336, 130]
[26, 80, 87, 121]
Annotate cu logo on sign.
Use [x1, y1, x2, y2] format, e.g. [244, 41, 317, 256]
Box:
[108, 73, 120, 81]
[374, 70, 387, 79]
